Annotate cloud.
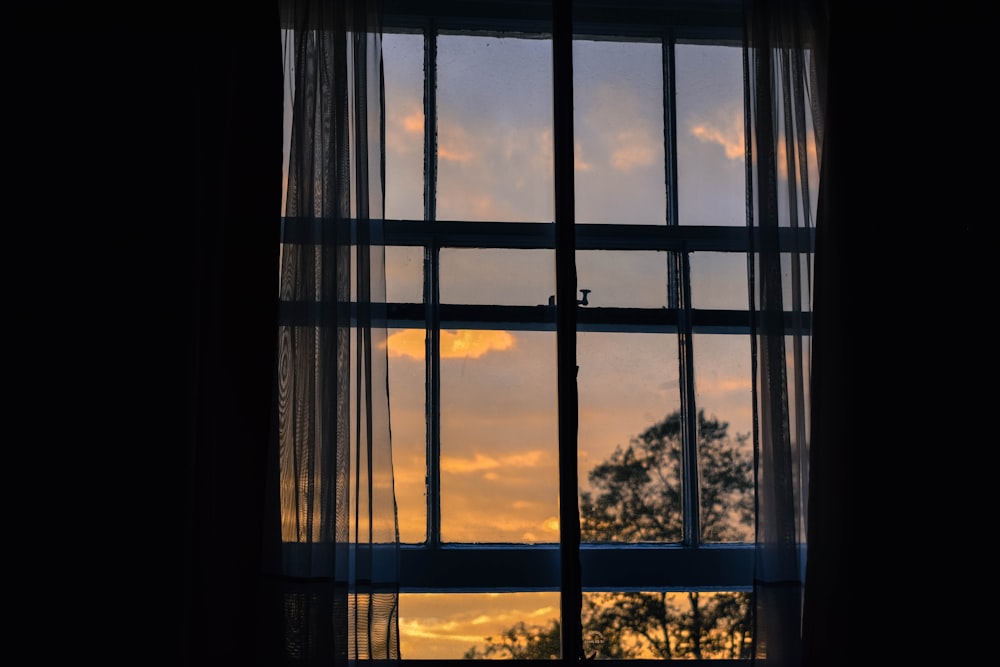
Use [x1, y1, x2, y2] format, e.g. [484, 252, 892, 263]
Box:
[537, 127, 590, 173]
[441, 330, 515, 358]
[690, 109, 745, 161]
[438, 123, 477, 163]
[441, 453, 500, 473]
[398, 595, 560, 658]
[386, 100, 424, 156]
[441, 449, 544, 475]
[385, 329, 516, 360]
[385, 329, 425, 359]
[522, 516, 559, 542]
[688, 104, 819, 184]
[610, 129, 657, 171]
[398, 619, 485, 643]
[501, 450, 543, 467]
[402, 110, 424, 134]
[697, 375, 752, 394]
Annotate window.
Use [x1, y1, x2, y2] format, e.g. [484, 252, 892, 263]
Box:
[359, 0, 810, 661]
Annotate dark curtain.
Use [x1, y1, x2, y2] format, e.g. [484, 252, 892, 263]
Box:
[185, 11, 285, 666]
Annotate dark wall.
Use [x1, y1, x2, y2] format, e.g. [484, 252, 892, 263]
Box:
[5, 5, 281, 663]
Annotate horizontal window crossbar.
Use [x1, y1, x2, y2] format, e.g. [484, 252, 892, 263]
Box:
[400, 543, 753, 592]
[281, 218, 814, 253]
[278, 303, 810, 335]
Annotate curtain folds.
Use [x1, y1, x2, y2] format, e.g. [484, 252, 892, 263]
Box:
[275, 0, 399, 663]
[744, 0, 828, 664]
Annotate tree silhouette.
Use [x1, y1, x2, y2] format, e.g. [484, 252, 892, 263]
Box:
[462, 620, 561, 660]
[465, 409, 755, 659]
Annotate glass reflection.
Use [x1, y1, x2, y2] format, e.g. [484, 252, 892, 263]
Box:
[400, 592, 560, 660]
[383, 32, 426, 221]
[387, 328, 427, 543]
[386, 245, 424, 304]
[441, 249, 555, 306]
[691, 334, 753, 543]
[675, 43, 745, 226]
[689, 251, 748, 310]
[573, 39, 666, 225]
[576, 250, 669, 309]
[577, 332, 682, 543]
[437, 35, 553, 222]
[440, 330, 558, 543]
[582, 591, 752, 659]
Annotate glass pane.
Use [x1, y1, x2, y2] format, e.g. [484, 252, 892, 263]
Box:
[437, 35, 553, 222]
[582, 591, 752, 659]
[400, 592, 560, 659]
[573, 39, 666, 225]
[441, 249, 555, 306]
[578, 332, 682, 543]
[576, 250, 669, 309]
[440, 331, 558, 543]
[675, 43, 745, 226]
[386, 328, 428, 543]
[383, 32, 425, 220]
[689, 251, 748, 310]
[386, 245, 424, 304]
[691, 334, 753, 543]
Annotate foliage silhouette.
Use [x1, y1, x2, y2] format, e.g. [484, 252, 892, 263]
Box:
[464, 409, 754, 659]
[462, 620, 561, 660]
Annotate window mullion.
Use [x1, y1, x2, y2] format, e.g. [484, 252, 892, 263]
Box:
[423, 24, 441, 549]
[663, 33, 680, 306]
[553, 0, 582, 661]
[663, 35, 701, 547]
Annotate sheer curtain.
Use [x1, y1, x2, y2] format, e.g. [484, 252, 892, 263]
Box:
[273, 0, 399, 662]
[744, 0, 828, 664]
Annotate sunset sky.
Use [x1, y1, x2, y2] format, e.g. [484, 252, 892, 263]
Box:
[371, 31, 757, 658]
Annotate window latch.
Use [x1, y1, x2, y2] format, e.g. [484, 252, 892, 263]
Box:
[547, 289, 591, 307]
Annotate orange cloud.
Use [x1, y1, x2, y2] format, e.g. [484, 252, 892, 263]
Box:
[690, 105, 820, 180]
[385, 329, 426, 359]
[441, 453, 501, 473]
[398, 593, 560, 659]
[385, 329, 516, 360]
[501, 450, 543, 467]
[441, 330, 515, 358]
[386, 100, 424, 156]
[698, 375, 752, 394]
[441, 449, 544, 475]
[691, 115, 745, 161]
[402, 110, 424, 134]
